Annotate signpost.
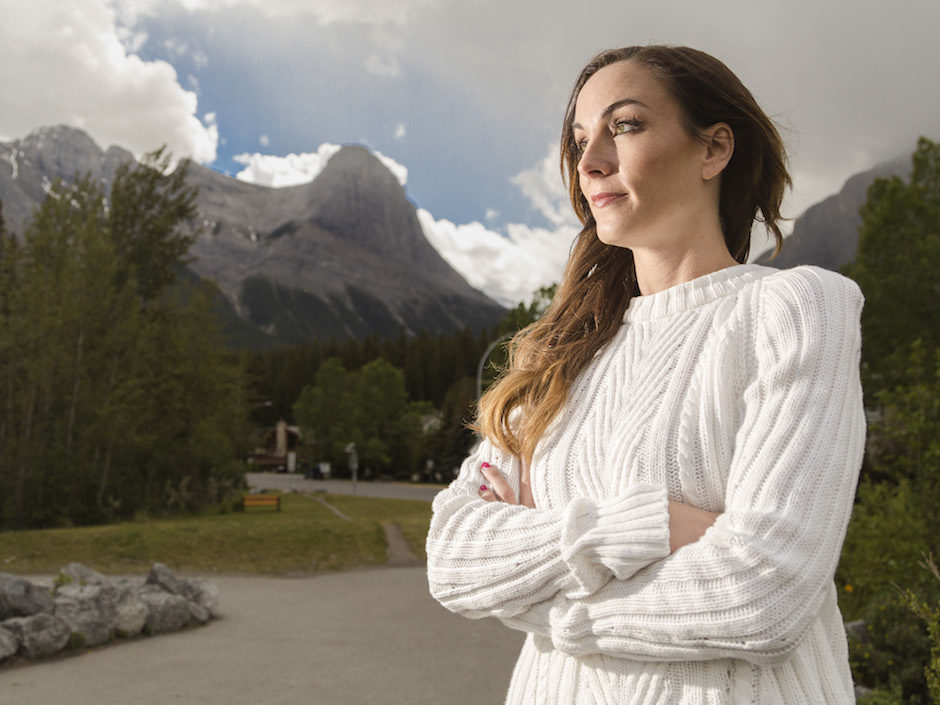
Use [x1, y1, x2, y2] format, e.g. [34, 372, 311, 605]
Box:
[345, 442, 358, 495]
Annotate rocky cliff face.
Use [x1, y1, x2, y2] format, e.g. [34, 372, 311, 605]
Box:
[0, 126, 504, 345]
[757, 156, 911, 271]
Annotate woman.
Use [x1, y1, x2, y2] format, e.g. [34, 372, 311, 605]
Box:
[426, 45, 864, 704]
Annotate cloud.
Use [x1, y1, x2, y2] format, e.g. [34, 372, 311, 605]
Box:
[0, 0, 217, 163]
[259, 133, 270, 147]
[510, 143, 579, 230]
[417, 209, 572, 307]
[233, 144, 342, 187]
[372, 149, 407, 186]
[394, 123, 407, 140]
[114, 0, 431, 26]
[363, 54, 401, 78]
[233, 142, 408, 188]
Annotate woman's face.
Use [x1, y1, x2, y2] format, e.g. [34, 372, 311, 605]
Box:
[572, 60, 711, 250]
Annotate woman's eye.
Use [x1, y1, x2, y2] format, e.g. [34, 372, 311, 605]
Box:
[575, 139, 588, 153]
[614, 119, 640, 135]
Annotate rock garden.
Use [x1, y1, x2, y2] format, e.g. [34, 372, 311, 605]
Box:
[0, 562, 219, 664]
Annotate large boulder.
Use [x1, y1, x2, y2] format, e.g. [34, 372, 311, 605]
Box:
[2, 613, 70, 658]
[0, 625, 18, 662]
[55, 564, 148, 639]
[139, 586, 191, 634]
[146, 563, 219, 618]
[54, 583, 111, 647]
[145, 563, 184, 596]
[59, 562, 109, 586]
[179, 578, 220, 618]
[109, 582, 147, 637]
[0, 573, 54, 619]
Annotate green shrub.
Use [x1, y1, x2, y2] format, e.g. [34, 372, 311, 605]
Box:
[902, 555, 940, 704]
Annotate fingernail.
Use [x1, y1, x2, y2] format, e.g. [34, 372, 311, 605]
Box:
[479, 484, 488, 492]
[481, 462, 491, 469]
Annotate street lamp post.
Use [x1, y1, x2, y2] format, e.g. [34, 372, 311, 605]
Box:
[476, 333, 514, 400]
[345, 442, 358, 495]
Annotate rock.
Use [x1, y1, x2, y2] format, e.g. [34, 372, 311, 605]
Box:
[0, 625, 19, 662]
[145, 563, 184, 596]
[54, 583, 111, 647]
[146, 564, 219, 618]
[139, 586, 191, 634]
[110, 583, 147, 637]
[180, 578, 220, 618]
[59, 562, 109, 586]
[0, 573, 54, 619]
[187, 601, 210, 625]
[2, 613, 70, 658]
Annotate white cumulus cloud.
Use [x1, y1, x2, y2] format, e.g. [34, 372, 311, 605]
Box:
[233, 143, 408, 188]
[510, 143, 579, 230]
[0, 0, 217, 164]
[417, 209, 572, 307]
[373, 149, 408, 186]
[233, 144, 342, 187]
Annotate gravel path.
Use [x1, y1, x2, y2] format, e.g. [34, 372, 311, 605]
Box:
[0, 567, 523, 705]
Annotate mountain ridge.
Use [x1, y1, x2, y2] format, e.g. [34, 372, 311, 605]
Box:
[0, 125, 505, 347]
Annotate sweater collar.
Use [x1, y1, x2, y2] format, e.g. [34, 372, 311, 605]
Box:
[623, 263, 772, 323]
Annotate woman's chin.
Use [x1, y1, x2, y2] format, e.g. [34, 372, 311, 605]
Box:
[595, 226, 633, 249]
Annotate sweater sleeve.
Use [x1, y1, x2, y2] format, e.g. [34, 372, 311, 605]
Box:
[426, 439, 671, 617]
[498, 267, 866, 665]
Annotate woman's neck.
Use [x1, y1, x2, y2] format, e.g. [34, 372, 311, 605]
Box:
[631, 236, 740, 296]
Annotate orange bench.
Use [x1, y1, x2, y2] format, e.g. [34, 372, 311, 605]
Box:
[243, 493, 281, 511]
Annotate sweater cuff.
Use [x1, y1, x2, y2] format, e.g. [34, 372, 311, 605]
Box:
[559, 484, 670, 596]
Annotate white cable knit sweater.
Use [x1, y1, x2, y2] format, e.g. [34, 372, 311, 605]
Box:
[427, 264, 866, 704]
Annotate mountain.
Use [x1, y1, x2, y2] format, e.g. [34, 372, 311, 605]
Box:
[756, 156, 911, 270]
[0, 126, 505, 346]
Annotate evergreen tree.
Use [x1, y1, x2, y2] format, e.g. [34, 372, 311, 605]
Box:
[844, 136, 940, 394]
[0, 154, 246, 528]
[293, 357, 431, 478]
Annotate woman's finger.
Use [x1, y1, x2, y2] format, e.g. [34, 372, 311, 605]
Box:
[479, 462, 518, 505]
[478, 484, 500, 502]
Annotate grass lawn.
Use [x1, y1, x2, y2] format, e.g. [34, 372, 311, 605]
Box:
[0, 493, 432, 576]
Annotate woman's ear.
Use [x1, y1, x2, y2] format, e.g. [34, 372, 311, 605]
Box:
[701, 123, 734, 181]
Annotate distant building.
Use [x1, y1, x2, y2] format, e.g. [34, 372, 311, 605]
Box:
[249, 419, 301, 471]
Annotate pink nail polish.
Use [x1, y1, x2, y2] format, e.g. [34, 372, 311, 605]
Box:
[480, 484, 488, 492]
[481, 462, 491, 469]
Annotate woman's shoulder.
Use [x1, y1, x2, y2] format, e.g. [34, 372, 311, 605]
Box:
[744, 265, 864, 349]
[755, 264, 863, 303]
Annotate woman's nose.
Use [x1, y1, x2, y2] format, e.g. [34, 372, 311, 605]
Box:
[577, 135, 615, 178]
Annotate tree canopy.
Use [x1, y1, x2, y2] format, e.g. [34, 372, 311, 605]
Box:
[0, 152, 247, 529]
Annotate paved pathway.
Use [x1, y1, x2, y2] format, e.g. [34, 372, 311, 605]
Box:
[247, 473, 445, 502]
[0, 567, 524, 705]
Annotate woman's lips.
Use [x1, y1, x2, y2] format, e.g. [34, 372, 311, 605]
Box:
[590, 192, 627, 208]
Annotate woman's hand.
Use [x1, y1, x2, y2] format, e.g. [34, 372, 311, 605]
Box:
[478, 461, 536, 508]
[668, 501, 720, 553]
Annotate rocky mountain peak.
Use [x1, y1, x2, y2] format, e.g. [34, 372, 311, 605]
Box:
[0, 125, 503, 345]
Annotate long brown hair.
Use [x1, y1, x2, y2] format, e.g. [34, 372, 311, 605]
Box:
[475, 45, 791, 463]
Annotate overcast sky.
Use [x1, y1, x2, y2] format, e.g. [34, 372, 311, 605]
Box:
[1, 0, 938, 305]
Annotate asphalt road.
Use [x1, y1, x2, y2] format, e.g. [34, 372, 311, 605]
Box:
[0, 567, 524, 705]
[246, 473, 446, 502]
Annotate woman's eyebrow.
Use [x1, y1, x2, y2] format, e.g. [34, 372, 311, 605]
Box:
[572, 98, 648, 131]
